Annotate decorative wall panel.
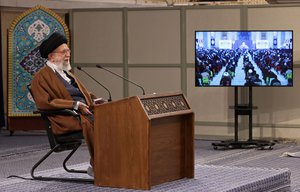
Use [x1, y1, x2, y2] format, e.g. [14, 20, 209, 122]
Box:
[8, 5, 69, 117]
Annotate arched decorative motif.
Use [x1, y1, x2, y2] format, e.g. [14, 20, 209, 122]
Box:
[8, 5, 69, 117]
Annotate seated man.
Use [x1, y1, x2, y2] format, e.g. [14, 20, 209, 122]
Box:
[31, 32, 99, 176]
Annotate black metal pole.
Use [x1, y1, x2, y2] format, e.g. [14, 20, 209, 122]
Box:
[249, 86, 253, 141]
[234, 87, 238, 142]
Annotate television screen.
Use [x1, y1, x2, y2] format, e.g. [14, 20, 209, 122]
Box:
[195, 30, 293, 87]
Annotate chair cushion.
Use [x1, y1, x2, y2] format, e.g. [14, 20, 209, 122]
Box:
[55, 131, 84, 143]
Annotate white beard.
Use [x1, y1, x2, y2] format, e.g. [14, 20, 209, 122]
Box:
[54, 60, 71, 71]
[63, 60, 72, 71]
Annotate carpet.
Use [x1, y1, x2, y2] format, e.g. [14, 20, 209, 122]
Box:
[0, 138, 298, 191]
[198, 142, 300, 192]
[0, 163, 291, 192]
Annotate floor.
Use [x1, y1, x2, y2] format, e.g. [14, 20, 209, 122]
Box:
[0, 129, 300, 191]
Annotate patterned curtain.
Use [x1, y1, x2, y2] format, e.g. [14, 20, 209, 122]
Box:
[8, 6, 69, 120]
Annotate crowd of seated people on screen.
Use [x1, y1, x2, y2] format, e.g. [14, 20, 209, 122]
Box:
[195, 47, 292, 86]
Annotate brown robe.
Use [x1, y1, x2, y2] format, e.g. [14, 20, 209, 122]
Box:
[31, 65, 95, 166]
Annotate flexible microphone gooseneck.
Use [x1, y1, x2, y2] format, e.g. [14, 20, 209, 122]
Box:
[96, 64, 145, 95]
[77, 66, 112, 102]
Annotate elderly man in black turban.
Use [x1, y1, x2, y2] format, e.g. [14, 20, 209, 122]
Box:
[30, 32, 99, 177]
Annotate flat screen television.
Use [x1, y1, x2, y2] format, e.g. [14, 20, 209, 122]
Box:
[195, 30, 293, 87]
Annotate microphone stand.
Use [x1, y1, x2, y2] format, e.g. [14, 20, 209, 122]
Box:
[77, 67, 112, 102]
[96, 64, 145, 95]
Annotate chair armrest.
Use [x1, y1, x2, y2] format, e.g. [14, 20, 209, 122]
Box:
[33, 109, 79, 117]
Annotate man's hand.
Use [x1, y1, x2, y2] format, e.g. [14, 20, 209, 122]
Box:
[94, 98, 106, 105]
[78, 102, 93, 115]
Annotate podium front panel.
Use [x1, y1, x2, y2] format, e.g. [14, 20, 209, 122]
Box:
[94, 93, 194, 190]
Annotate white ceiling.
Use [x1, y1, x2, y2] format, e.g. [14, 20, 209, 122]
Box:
[0, 0, 274, 9]
[53, 0, 166, 6]
[3, 0, 298, 9]
[0, 0, 167, 9]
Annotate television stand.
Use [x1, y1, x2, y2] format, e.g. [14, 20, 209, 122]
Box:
[212, 87, 275, 150]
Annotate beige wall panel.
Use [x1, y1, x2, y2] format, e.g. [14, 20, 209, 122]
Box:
[248, 6, 300, 62]
[128, 68, 181, 96]
[196, 125, 300, 140]
[127, 10, 181, 64]
[195, 125, 234, 139]
[187, 68, 234, 122]
[253, 68, 300, 126]
[251, 127, 300, 140]
[74, 67, 124, 100]
[192, 68, 300, 139]
[73, 11, 123, 64]
[186, 8, 241, 64]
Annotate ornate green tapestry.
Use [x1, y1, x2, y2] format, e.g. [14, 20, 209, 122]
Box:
[8, 5, 69, 117]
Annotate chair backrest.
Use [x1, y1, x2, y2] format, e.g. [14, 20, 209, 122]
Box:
[41, 115, 61, 149]
[27, 84, 83, 152]
[27, 84, 60, 148]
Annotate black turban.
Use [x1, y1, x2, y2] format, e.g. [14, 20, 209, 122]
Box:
[39, 32, 67, 58]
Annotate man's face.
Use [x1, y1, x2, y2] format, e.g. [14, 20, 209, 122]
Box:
[49, 43, 71, 70]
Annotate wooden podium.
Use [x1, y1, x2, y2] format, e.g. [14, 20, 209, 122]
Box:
[94, 92, 194, 190]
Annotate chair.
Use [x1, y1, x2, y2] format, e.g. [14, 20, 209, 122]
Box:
[27, 84, 93, 183]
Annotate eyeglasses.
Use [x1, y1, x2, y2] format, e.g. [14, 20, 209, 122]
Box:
[53, 49, 71, 55]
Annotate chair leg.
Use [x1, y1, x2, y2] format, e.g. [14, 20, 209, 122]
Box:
[31, 145, 58, 179]
[31, 144, 93, 183]
[63, 144, 88, 174]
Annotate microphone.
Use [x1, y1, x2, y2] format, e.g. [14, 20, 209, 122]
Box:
[96, 64, 145, 95]
[77, 67, 112, 102]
